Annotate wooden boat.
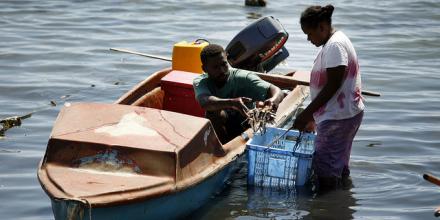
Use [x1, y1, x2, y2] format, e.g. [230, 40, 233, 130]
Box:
[37, 67, 309, 220]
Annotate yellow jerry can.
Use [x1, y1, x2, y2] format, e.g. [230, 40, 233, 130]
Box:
[172, 41, 209, 74]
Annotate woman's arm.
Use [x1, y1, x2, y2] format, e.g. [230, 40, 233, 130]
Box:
[293, 65, 346, 130]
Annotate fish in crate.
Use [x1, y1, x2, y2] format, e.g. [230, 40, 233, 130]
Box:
[246, 104, 276, 134]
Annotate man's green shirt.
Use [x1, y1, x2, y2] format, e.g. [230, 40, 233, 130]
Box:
[193, 68, 271, 108]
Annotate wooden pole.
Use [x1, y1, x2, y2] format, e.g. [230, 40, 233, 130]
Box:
[109, 48, 381, 97]
[422, 174, 440, 217]
[110, 48, 171, 62]
[423, 173, 440, 187]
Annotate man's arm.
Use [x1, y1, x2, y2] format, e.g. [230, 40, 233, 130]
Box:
[293, 65, 346, 130]
[198, 94, 252, 117]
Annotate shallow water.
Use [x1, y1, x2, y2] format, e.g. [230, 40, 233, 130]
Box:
[1, 1, 439, 219]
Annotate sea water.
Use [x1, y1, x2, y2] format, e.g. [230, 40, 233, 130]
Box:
[1, 1, 439, 219]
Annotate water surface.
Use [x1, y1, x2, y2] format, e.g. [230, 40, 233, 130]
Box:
[1, 1, 439, 219]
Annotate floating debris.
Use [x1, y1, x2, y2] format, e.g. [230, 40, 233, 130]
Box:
[245, 0, 266, 7]
[366, 142, 382, 147]
[0, 149, 21, 153]
[247, 12, 263, 19]
[0, 113, 32, 137]
[1, 116, 22, 136]
[60, 95, 71, 99]
[50, 100, 57, 106]
[91, 84, 95, 87]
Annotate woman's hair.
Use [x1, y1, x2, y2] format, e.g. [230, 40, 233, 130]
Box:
[300, 4, 335, 29]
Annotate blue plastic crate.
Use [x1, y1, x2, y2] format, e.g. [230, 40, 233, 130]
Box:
[247, 127, 315, 188]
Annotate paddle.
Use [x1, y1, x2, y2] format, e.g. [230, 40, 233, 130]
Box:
[109, 47, 381, 97]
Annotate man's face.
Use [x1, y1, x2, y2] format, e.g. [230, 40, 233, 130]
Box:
[203, 52, 229, 86]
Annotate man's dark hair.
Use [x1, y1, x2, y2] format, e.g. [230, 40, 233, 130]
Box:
[200, 44, 225, 65]
[300, 4, 334, 29]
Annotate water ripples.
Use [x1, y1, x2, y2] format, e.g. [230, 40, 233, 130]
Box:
[1, 0, 439, 219]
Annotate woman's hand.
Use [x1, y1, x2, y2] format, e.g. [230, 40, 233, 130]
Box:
[293, 109, 313, 131]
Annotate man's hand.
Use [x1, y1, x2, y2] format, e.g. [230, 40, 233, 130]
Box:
[230, 97, 252, 117]
[263, 99, 279, 111]
[198, 95, 252, 117]
[263, 85, 284, 112]
[255, 99, 278, 112]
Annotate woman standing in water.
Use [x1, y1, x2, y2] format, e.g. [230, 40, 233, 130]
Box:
[293, 5, 365, 190]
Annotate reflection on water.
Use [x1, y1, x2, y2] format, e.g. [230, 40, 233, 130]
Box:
[190, 162, 357, 220]
[304, 189, 357, 220]
[302, 189, 357, 220]
[246, 187, 309, 219]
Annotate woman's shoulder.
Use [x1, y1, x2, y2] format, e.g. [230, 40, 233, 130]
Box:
[325, 31, 353, 50]
[330, 31, 351, 44]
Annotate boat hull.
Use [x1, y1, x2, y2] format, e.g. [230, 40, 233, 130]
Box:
[50, 156, 241, 220]
[39, 67, 309, 220]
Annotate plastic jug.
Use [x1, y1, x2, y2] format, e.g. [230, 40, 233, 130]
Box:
[172, 41, 209, 74]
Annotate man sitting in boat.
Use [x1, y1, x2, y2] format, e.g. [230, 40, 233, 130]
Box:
[193, 44, 285, 143]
